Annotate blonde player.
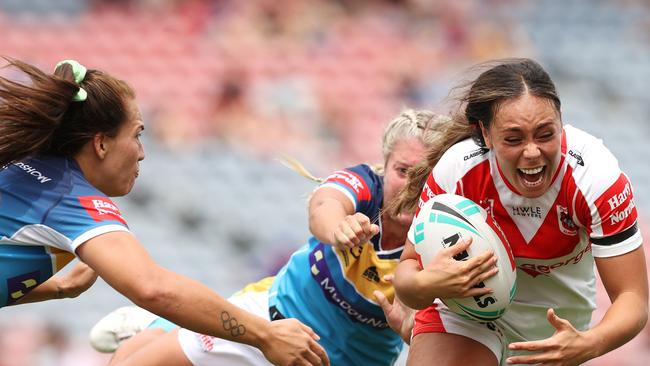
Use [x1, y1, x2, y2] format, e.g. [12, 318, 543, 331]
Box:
[89, 109, 496, 365]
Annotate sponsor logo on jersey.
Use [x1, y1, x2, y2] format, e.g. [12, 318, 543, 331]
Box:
[610, 200, 635, 226]
[6, 271, 41, 305]
[518, 244, 591, 278]
[511, 206, 542, 219]
[362, 266, 380, 283]
[326, 170, 370, 201]
[598, 175, 637, 235]
[198, 334, 215, 351]
[607, 183, 631, 211]
[310, 244, 388, 329]
[556, 205, 578, 236]
[567, 150, 584, 166]
[463, 148, 489, 161]
[79, 196, 127, 225]
[13, 162, 52, 183]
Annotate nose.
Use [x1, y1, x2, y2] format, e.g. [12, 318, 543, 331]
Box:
[138, 144, 145, 161]
[522, 142, 541, 159]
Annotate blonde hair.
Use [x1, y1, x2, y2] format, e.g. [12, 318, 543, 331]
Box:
[281, 108, 449, 182]
[382, 109, 445, 161]
[387, 113, 474, 217]
[282, 109, 472, 223]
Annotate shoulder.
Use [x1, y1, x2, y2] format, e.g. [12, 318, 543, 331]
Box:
[322, 164, 380, 190]
[432, 138, 490, 192]
[563, 125, 623, 199]
[318, 163, 382, 206]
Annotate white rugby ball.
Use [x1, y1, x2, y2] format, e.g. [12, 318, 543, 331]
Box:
[412, 193, 517, 322]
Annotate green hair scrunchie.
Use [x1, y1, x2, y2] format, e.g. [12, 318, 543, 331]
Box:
[55, 59, 88, 102]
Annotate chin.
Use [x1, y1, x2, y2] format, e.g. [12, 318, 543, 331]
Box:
[518, 185, 548, 198]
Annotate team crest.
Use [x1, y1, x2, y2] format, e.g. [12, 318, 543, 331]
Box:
[556, 205, 577, 236]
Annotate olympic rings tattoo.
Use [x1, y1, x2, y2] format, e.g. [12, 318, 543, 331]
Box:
[221, 311, 246, 337]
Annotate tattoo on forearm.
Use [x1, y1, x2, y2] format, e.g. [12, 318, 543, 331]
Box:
[221, 311, 246, 337]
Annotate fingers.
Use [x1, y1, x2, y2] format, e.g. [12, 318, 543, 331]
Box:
[546, 308, 571, 331]
[382, 274, 394, 284]
[509, 339, 548, 352]
[507, 340, 554, 364]
[373, 290, 393, 315]
[302, 340, 329, 366]
[311, 340, 330, 366]
[445, 236, 472, 257]
[294, 323, 330, 366]
[333, 214, 378, 249]
[299, 323, 320, 341]
[469, 257, 499, 282]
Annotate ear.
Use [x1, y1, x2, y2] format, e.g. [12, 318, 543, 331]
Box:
[479, 121, 493, 149]
[92, 133, 108, 159]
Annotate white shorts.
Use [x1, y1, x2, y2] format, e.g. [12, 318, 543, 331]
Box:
[412, 299, 506, 363]
[178, 279, 274, 366]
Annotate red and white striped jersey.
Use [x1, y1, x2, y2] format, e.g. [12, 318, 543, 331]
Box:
[410, 124, 642, 342]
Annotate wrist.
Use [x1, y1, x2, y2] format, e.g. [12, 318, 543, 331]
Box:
[583, 329, 605, 360]
[249, 320, 273, 351]
[54, 278, 66, 299]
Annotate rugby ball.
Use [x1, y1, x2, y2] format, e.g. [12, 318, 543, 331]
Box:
[411, 194, 516, 322]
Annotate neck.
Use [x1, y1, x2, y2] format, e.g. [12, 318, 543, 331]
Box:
[379, 213, 409, 250]
[73, 145, 105, 194]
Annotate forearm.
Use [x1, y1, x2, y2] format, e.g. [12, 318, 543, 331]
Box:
[394, 259, 433, 310]
[585, 291, 648, 360]
[309, 199, 347, 244]
[132, 268, 272, 348]
[12, 277, 63, 305]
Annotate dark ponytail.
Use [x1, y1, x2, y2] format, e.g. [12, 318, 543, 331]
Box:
[0, 56, 135, 167]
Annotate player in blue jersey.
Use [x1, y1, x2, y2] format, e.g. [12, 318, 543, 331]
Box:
[0, 57, 328, 366]
[88, 109, 490, 366]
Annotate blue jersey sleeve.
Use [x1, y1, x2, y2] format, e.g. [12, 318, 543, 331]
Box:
[317, 164, 383, 217]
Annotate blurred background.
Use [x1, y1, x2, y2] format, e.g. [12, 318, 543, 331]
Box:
[0, 0, 649, 365]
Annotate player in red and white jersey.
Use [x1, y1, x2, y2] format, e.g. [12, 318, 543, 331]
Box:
[393, 58, 647, 366]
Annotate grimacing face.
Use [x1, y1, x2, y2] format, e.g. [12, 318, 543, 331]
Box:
[481, 93, 562, 198]
[383, 137, 426, 226]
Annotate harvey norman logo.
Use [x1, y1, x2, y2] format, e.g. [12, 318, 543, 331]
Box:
[607, 183, 631, 211]
[14, 162, 52, 183]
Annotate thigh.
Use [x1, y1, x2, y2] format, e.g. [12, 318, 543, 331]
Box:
[110, 328, 192, 366]
[410, 301, 504, 365]
[177, 286, 274, 366]
[407, 332, 497, 366]
[178, 328, 271, 366]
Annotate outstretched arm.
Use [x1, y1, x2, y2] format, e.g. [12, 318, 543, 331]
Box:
[309, 187, 379, 250]
[13, 261, 98, 305]
[508, 246, 648, 365]
[77, 231, 329, 366]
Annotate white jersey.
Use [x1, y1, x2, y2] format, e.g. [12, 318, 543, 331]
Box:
[410, 124, 642, 344]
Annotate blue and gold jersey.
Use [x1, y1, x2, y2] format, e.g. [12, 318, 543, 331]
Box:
[269, 164, 403, 366]
[0, 156, 130, 307]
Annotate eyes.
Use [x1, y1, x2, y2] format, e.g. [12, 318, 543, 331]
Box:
[135, 126, 145, 139]
[394, 166, 409, 177]
[503, 130, 556, 146]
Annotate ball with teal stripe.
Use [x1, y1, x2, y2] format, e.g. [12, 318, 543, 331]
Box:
[413, 193, 517, 322]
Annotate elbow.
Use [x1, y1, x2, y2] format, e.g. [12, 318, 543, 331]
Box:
[394, 275, 430, 310]
[131, 286, 169, 308]
[126, 278, 176, 314]
[638, 303, 648, 331]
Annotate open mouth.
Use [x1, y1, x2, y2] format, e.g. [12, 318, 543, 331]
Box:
[518, 166, 545, 188]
